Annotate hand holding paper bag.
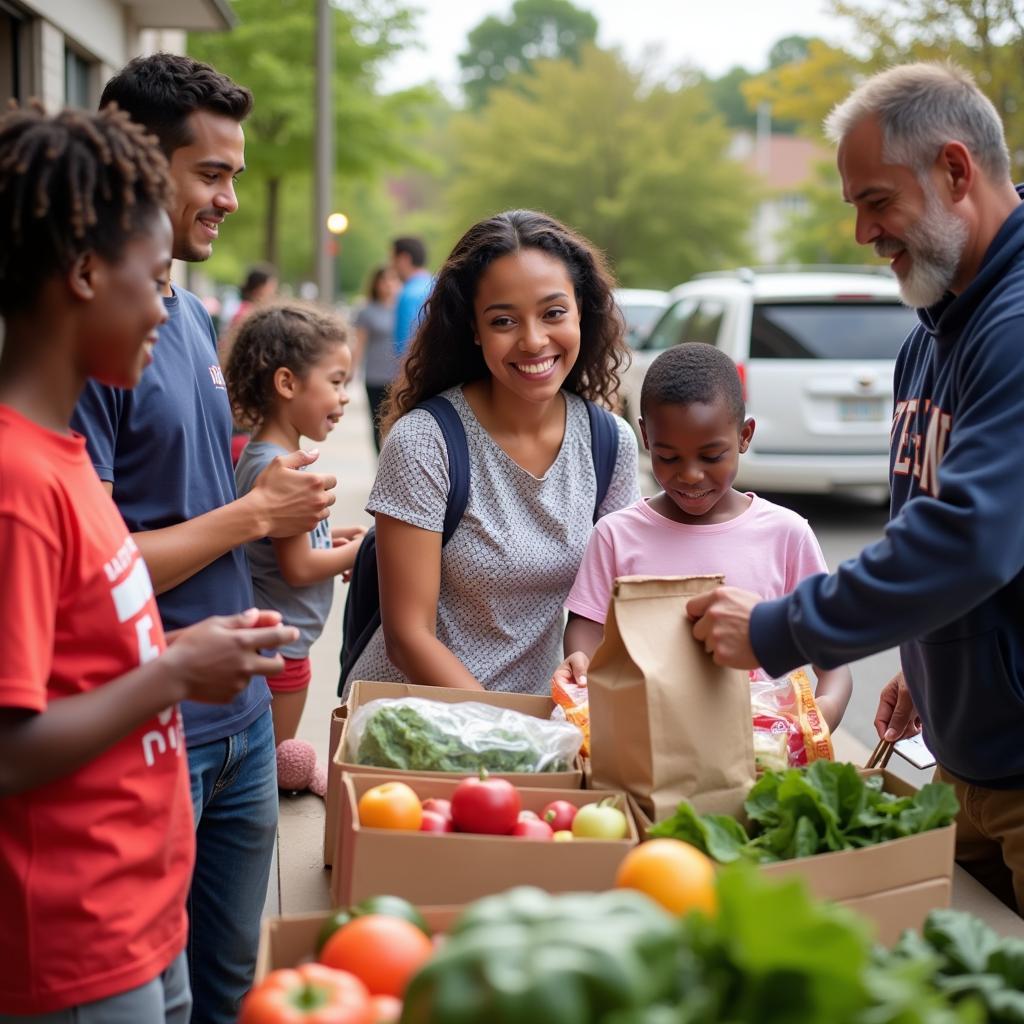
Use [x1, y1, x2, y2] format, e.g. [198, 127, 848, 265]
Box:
[588, 576, 756, 822]
[687, 585, 761, 669]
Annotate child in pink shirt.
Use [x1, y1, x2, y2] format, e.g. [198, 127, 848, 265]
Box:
[558, 343, 852, 729]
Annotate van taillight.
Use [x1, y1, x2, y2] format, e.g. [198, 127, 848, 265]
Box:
[735, 361, 747, 401]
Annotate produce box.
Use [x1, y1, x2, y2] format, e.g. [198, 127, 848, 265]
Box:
[331, 773, 638, 907]
[325, 680, 584, 866]
[629, 770, 955, 945]
[323, 705, 348, 866]
[254, 906, 459, 983]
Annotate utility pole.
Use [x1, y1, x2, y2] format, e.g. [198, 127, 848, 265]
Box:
[314, 0, 334, 304]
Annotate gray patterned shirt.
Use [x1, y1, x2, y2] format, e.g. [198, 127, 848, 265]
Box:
[346, 387, 639, 696]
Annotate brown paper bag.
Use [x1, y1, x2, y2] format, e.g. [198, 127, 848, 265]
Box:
[588, 575, 755, 823]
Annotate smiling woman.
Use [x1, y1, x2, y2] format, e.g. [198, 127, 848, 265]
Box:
[343, 210, 640, 697]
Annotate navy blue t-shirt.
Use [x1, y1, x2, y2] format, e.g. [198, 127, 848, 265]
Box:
[72, 287, 270, 747]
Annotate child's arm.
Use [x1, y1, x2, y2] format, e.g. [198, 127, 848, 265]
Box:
[272, 525, 367, 588]
[810, 664, 852, 732]
[0, 611, 297, 797]
[551, 613, 605, 687]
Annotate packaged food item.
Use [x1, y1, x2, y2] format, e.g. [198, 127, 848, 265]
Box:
[749, 668, 833, 773]
[347, 697, 583, 774]
[550, 676, 590, 757]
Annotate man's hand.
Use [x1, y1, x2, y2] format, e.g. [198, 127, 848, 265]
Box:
[161, 609, 299, 704]
[874, 671, 922, 742]
[687, 586, 761, 669]
[251, 449, 337, 538]
[551, 651, 590, 690]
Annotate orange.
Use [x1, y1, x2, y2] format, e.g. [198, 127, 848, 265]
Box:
[357, 782, 423, 831]
[614, 838, 717, 917]
[320, 914, 434, 997]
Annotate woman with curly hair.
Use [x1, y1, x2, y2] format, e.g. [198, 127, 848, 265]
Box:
[344, 209, 639, 696]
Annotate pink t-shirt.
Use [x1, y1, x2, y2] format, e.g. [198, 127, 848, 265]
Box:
[566, 494, 829, 624]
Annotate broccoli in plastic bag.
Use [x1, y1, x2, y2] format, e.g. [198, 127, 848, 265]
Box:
[347, 697, 584, 773]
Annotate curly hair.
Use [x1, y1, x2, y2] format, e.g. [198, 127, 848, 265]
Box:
[224, 301, 349, 430]
[100, 52, 253, 157]
[0, 103, 172, 317]
[641, 343, 745, 424]
[380, 209, 627, 435]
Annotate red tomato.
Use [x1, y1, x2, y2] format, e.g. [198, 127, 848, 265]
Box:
[320, 914, 433, 997]
[239, 963, 372, 1024]
[541, 800, 578, 832]
[421, 798, 452, 822]
[450, 772, 521, 835]
[512, 817, 554, 840]
[419, 809, 452, 833]
[368, 994, 402, 1023]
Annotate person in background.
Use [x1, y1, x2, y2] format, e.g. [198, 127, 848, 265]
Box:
[0, 104, 297, 1024]
[229, 262, 278, 331]
[71, 54, 336, 1022]
[554, 343, 852, 732]
[350, 265, 399, 452]
[689, 62, 1024, 916]
[226, 303, 366, 748]
[345, 209, 639, 696]
[391, 235, 431, 358]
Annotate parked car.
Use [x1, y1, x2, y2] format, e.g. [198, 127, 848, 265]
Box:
[614, 288, 670, 347]
[617, 268, 918, 495]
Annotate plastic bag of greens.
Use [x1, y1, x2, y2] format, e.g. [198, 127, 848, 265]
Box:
[347, 697, 583, 774]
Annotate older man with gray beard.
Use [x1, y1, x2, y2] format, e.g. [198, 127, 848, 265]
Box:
[687, 62, 1024, 916]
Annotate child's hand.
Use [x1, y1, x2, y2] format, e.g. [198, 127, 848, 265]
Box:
[332, 524, 367, 547]
[551, 651, 590, 690]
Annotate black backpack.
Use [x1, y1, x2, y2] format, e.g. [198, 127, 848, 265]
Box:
[338, 395, 620, 694]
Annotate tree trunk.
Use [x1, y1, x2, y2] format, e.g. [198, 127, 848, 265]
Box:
[264, 176, 280, 268]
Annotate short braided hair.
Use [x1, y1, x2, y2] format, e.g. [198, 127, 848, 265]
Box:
[224, 301, 349, 430]
[0, 103, 172, 316]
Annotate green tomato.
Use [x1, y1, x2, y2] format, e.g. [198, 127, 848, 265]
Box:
[314, 908, 353, 954]
[572, 801, 629, 840]
[349, 894, 431, 936]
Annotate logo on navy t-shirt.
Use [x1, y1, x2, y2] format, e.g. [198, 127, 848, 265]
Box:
[208, 365, 226, 390]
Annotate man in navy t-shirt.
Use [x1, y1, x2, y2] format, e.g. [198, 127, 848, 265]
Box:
[72, 55, 336, 1022]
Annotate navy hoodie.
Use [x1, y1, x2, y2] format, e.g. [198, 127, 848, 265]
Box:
[751, 193, 1024, 788]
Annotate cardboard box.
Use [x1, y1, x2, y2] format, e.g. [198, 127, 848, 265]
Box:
[324, 680, 584, 865]
[331, 773, 637, 906]
[323, 705, 348, 866]
[254, 906, 460, 983]
[628, 770, 954, 940]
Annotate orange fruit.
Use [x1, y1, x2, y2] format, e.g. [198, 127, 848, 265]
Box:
[615, 838, 717, 917]
[357, 782, 423, 831]
[320, 914, 434, 997]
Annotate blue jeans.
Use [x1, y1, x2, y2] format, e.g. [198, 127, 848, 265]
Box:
[186, 709, 277, 1024]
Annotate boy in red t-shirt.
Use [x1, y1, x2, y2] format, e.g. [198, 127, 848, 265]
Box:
[0, 108, 298, 1021]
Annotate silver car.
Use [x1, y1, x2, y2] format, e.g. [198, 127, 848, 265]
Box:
[617, 268, 918, 494]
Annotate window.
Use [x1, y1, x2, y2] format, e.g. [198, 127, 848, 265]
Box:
[643, 298, 697, 350]
[685, 300, 726, 345]
[749, 302, 918, 360]
[0, 4, 26, 105]
[64, 45, 94, 109]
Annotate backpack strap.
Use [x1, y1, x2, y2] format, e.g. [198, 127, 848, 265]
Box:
[418, 395, 469, 546]
[585, 399, 618, 522]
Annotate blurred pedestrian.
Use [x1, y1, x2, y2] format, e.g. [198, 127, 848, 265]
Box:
[390, 235, 431, 357]
[350, 266, 399, 452]
[229, 262, 278, 330]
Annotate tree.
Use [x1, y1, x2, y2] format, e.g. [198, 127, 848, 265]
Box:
[704, 66, 758, 131]
[188, 0, 430, 276]
[768, 34, 812, 68]
[446, 47, 756, 287]
[458, 0, 598, 110]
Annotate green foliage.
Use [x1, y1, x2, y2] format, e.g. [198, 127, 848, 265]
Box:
[650, 761, 959, 863]
[703, 66, 759, 131]
[459, 0, 598, 110]
[188, 0, 431, 282]
[446, 46, 755, 288]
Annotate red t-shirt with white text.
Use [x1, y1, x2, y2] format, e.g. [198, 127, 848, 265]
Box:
[0, 405, 194, 1014]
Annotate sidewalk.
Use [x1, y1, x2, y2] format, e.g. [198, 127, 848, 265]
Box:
[266, 388, 1024, 939]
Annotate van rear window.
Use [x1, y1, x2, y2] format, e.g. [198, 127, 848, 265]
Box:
[749, 303, 917, 360]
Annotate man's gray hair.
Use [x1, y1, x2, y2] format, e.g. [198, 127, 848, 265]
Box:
[824, 62, 1010, 181]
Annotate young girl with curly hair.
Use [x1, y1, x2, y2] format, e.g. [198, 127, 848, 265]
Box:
[226, 303, 366, 745]
[344, 209, 639, 696]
